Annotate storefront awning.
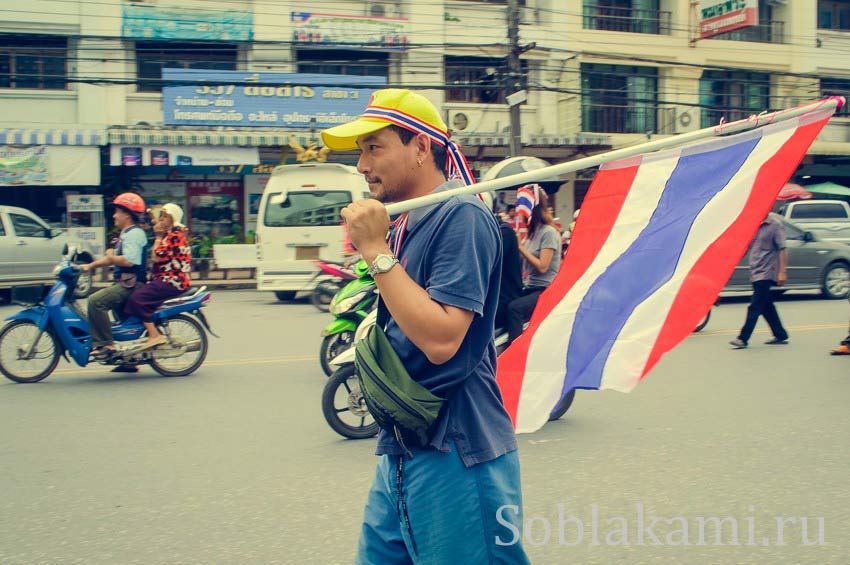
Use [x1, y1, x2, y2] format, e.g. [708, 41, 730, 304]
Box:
[0, 128, 108, 146]
[108, 128, 298, 146]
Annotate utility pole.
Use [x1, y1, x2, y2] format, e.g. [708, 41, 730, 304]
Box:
[506, 0, 532, 157]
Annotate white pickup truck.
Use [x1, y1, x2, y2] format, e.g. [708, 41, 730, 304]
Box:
[776, 200, 850, 245]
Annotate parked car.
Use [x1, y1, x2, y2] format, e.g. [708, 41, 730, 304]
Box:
[0, 205, 94, 298]
[724, 214, 850, 299]
[775, 200, 850, 245]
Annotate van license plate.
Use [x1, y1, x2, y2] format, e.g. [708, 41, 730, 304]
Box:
[295, 246, 320, 260]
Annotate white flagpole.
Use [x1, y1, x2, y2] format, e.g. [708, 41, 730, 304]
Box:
[385, 97, 845, 216]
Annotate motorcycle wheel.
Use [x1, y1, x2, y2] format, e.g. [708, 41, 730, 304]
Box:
[548, 389, 576, 421]
[0, 321, 61, 383]
[149, 314, 208, 377]
[322, 364, 379, 439]
[311, 281, 339, 313]
[320, 330, 355, 377]
[693, 309, 711, 333]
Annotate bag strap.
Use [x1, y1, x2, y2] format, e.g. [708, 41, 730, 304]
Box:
[377, 295, 390, 331]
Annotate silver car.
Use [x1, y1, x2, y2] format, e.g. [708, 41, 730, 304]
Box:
[725, 214, 850, 299]
[0, 205, 94, 298]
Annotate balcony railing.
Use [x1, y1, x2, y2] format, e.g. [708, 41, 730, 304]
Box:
[582, 3, 672, 35]
[582, 103, 659, 134]
[710, 20, 785, 44]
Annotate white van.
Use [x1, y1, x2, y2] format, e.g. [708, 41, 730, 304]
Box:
[256, 163, 370, 300]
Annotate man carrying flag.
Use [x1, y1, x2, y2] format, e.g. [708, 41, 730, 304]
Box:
[322, 89, 528, 564]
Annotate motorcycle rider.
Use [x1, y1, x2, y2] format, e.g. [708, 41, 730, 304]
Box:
[83, 193, 148, 361]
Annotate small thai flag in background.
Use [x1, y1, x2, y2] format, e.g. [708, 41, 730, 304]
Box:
[515, 183, 539, 221]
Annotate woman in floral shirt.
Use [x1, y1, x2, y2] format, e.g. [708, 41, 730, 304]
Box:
[125, 203, 192, 350]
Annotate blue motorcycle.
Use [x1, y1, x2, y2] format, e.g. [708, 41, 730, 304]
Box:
[0, 246, 216, 383]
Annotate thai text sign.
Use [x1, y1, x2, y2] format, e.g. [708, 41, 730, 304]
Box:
[291, 12, 408, 49]
[162, 69, 386, 128]
[699, 0, 759, 39]
[0, 146, 48, 186]
[122, 2, 253, 41]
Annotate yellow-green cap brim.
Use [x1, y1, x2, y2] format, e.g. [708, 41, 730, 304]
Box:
[321, 117, 392, 151]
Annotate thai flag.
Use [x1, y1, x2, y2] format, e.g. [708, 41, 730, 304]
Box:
[496, 107, 835, 434]
[515, 183, 539, 220]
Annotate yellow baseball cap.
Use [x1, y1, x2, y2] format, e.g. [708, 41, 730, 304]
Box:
[321, 88, 448, 151]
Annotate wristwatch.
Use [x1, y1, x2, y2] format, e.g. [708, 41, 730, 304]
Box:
[367, 253, 399, 276]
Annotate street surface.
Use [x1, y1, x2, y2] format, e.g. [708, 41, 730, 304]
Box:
[1, 290, 848, 563]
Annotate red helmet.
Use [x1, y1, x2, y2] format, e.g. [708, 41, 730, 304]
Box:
[113, 192, 145, 214]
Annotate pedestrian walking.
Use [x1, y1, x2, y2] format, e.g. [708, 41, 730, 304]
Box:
[830, 298, 850, 356]
[730, 213, 789, 349]
[322, 89, 528, 564]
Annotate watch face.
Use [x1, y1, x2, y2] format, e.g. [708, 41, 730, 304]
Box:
[376, 255, 393, 271]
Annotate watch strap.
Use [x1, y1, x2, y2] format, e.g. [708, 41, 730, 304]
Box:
[367, 254, 399, 276]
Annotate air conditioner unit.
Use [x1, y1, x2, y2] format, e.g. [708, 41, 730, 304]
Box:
[448, 110, 485, 134]
[665, 108, 698, 135]
[366, 2, 402, 19]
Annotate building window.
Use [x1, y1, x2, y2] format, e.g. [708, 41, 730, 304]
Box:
[822, 78, 850, 117]
[136, 42, 238, 92]
[699, 70, 770, 127]
[296, 49, 389, 78]
[582, 0, 669, 35]
[445, 56, 525, 104]
[0, 35, 67, 90]
[581, 63, 658, 133]
[818, 1, 850, 30]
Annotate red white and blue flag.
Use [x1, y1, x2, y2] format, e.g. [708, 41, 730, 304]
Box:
[496, 107, 835, 434]
[515, 183, 539, 220]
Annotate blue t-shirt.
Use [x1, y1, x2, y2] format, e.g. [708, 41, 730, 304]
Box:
[118, 225, 147, 266]
[376, 181, 518, 467]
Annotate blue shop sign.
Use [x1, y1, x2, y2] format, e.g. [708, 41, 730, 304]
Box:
[162, 69, 386, 128]
[122, 3, 253, 41]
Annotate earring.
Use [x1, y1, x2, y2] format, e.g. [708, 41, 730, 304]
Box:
[417, 159, 423, 167]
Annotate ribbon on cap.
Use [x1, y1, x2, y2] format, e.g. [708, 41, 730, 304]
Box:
[362, 105, 476, 185]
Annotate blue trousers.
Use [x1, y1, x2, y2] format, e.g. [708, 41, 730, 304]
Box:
[356, 444, 529, 564]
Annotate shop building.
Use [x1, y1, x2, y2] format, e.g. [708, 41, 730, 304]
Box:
[1, 0, 848, 242]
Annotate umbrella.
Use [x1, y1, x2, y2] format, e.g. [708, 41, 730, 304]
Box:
[776, 183, 813, 201]
[804, 182, 850, 197]
[481, 156, 564, 193]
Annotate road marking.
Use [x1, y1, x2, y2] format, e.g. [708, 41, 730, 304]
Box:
[49, 355, 318, 376]
[27, 321, 850, 377]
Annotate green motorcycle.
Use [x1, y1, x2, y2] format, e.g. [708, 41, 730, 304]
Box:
[319, 260, 378, 377]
